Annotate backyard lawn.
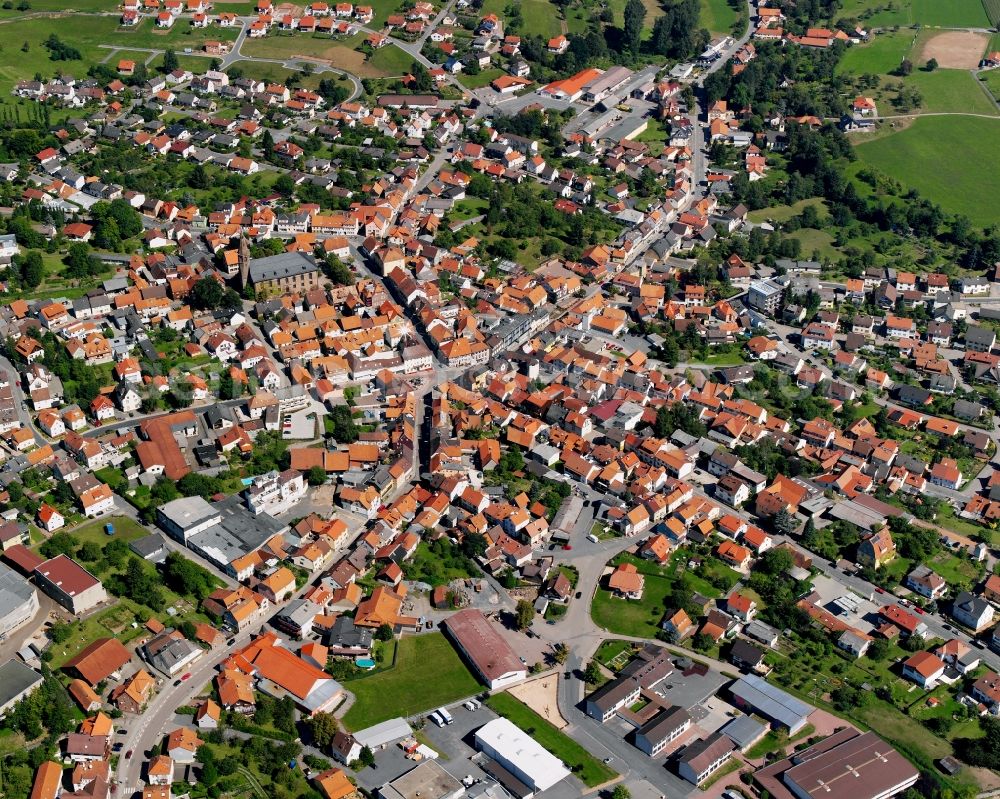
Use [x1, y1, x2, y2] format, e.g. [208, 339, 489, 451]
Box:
[65, 515, 149, 546]
[591, 573, 672, 639]
[341, 633, 482, 730]
[485, 693, 619, 788]
[48, 599, 153, 670]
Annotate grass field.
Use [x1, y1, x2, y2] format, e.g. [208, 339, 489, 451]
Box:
[481, 0, 564, 38]
[225, 61, 329, 90]
[902, 69, 998, 115]
[788, 227, 839, 260]
[980, 69, 1000, 103]
[911, 0, 990, 26]
[241, 32, 395, 78]
[341, 633, 482, 730]
[700, 0, 739, 34]
[0, 14, 238, 100]
[836, 31, 915, 75]
[458, 68, 505, 89]
[368, 43, 417, 76]
[836, 0, 992, 27]
[485, 693, 619, 788]
[853, 115, 1000, 226]
[747, 198, 826, 224]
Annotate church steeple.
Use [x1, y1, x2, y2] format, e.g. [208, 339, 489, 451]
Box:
[238, 233, 251, 288]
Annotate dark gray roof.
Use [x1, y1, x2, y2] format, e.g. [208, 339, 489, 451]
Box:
[248, 251, 319, 283]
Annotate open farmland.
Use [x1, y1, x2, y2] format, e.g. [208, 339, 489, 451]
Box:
[853, 115, 1000, 226]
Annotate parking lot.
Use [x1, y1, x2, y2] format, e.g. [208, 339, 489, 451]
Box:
[353, 702, 583, 799]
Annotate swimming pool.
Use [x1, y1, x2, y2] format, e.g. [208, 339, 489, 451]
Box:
[355, 658, 376, 669]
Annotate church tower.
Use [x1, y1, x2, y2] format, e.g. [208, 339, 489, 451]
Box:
[238, 233, 251, 289]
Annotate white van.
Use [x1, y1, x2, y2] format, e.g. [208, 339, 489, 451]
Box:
[428, 711, 446, 727]
[587, 534, 600, 544]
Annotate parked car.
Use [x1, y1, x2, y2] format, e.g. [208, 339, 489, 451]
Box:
[125, 751, 133, 760]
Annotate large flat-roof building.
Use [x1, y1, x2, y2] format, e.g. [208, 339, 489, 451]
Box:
[0, 561, 39, 637]
[158, 494, 287, 577]
[756, 729, 919, 799]
[474, 717, 571, 795]
[378, 760, 464, 799]
[442, 609, 526, 690]
[33, 554, 107, 614]
[729, 674, 812, 733]
[0, 660, 43, 717]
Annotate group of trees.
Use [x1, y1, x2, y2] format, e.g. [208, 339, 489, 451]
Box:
[327, 405, 360, 444]
[90, 199, 144, 251]
[190, 276, 243, 311]
[43, 34, 82, 62]
[163, 551, 219, 601]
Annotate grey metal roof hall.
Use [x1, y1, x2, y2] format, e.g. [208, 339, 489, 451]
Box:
[729, 674, 811, 733]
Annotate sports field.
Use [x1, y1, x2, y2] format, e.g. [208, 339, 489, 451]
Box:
[853, 115, 1000, 226]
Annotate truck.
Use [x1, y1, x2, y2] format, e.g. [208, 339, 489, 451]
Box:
[436, 706, 454, 725]
[427, 711, 446, 727]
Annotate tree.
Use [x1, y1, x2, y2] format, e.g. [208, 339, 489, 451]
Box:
[583, 660, 602, 685]
[773, 508, 797, 536]
[190, 277, 224, 310]
[162, 48, 178, 74]
[20, 250, 44, 288]
[758, 547, 793, 576]
[77, 541, 102, 562]
[622, 0, 645, 52]
[925, 57, 937, 71]
[553, 643, 569, 664]
[375, 623, 394, 641]
[306, 465, 327, 486]
[358, 745, 376, 769]
[612, 786, 632, 799]
[898, 58, 913, 76]
[328, 405, 359, 443]
[306, 712, 339, 749]
[514, 599, 534, 630]
[163, 552, 218, 600]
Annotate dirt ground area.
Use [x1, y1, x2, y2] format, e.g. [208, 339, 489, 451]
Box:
[917, 31, 989, 69]
[508, 673, 568, 728]
[274, 2, 305, 15]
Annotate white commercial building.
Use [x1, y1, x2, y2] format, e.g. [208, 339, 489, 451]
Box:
[474, 718, 570, 794]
